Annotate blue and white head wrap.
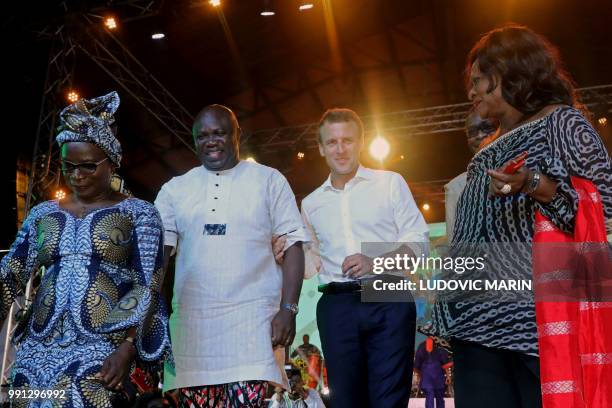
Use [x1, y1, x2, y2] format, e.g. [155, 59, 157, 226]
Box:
[56, 91, 122, 166]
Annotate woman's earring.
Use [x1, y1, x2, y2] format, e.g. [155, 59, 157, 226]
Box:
[110, 173, 123, 192]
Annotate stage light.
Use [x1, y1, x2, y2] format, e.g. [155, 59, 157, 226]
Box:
[422, 203, 430, 211]
[400, 155, 405, 160]
[104, 16, 118, 30]
[67, 90, 80, 103]
[297, 152, 305, 159]
[369, 136, 390, 161]
[261, 0, 275, 16]
[55, 189, 66, 200]
[209, 0, 221, 6]
[151, 33, 165, 40]
[299, 2, 314, 11]
[246, 157, 257, 163]
[593, 101, 609, 127]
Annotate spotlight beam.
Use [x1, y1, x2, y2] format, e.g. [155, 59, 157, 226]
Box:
[369, 136, 390, 162]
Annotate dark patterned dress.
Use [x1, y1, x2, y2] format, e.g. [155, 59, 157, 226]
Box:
[0, 198, 170, 407]
[428, 106, 612, 355]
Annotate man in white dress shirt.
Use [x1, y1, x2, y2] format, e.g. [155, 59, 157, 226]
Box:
[155, 105, 306, 407]
[299, 108, 429, 407]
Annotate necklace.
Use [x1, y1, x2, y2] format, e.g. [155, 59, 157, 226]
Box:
[67, 190, 115, 218]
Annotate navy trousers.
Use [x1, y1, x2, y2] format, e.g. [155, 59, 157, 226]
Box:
[423, 388, 445, 408]
[317, 292, 416, 408]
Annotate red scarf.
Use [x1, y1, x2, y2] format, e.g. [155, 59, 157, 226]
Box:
[533, 177, 612, 407]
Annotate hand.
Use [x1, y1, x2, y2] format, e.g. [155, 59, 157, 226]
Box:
[342, 253, 374, 278]
[487, 165, 530, 197]
[96, 341, 136, 391]
[271, 309, 296, 348]
[272, 234, 288, 265]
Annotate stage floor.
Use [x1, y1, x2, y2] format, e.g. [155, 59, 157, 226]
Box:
[408, 398, 455, 407]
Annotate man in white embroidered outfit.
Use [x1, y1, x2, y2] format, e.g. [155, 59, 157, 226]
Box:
[155, 104, 306, 407]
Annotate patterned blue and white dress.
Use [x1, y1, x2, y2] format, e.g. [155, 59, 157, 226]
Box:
[428, 106, 612, 355]
[0, 197, 170, 407]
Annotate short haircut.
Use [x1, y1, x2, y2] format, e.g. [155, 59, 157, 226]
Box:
[194, 104, 238, 125]
[192, 104, 241, 150]
[318, 108, 364, 142]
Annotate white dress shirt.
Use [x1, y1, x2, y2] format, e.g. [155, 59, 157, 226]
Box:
[155, 160, 306, 390]
[301, 165, 429, 284]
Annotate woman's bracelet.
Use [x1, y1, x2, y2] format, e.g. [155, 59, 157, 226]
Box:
[523, 171, 541, 194]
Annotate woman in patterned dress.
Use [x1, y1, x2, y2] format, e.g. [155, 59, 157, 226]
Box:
[0, 92, 170, 407]
[427, 25, 612, 407]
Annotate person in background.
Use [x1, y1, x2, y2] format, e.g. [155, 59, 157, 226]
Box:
[444, 112, 498, 241]
[414, 337, 453, 408]
[291, 334, 323, 390]
[269, 368, 326, 408]
[290, 334, 321, 360]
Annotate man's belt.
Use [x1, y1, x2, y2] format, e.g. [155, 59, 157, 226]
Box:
[318, 280, 364, 294]
[318, 275, 411, 296]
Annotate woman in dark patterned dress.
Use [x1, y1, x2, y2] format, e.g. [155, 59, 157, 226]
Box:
[427, 25, 612, 407]
[0, 92, 170, 407]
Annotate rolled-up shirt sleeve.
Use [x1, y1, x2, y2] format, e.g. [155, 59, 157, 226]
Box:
[390, 172, 430, 257]
[301, 205, 322, 279]
[154, 183, 178, 248]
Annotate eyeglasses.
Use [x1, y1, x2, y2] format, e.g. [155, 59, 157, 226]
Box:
[61, 158, 109, 175]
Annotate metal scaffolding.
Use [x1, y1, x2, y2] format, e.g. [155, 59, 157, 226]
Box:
[25, 14, 196, 212]
[24, 23, 77, 213]
[2, 0, 196, 392]
[245, 84, 612, 155]
[74, 14, 195, 154]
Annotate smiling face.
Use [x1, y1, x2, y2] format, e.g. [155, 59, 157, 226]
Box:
[318, 120, 362, 177]
[61, 142, 114, 200]
[467, 61, 505, 120]
[193, 106, 240, 171]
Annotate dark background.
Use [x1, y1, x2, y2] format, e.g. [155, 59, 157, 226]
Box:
[3, 0, 612, 248]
